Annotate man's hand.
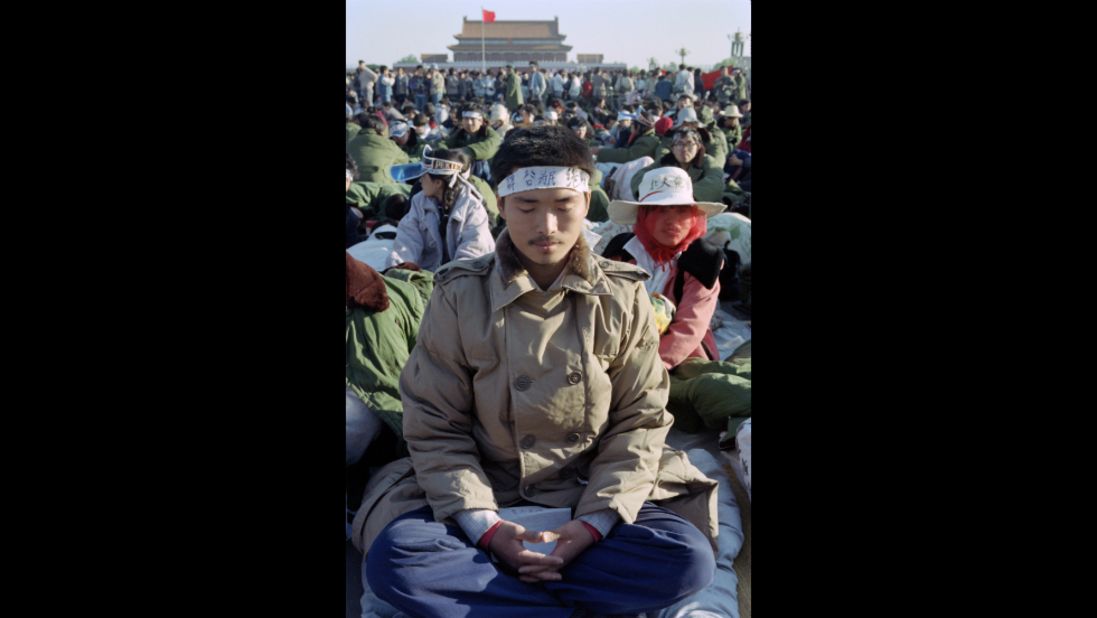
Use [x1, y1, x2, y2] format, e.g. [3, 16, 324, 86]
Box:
[488, 521, 564, 582]
[515, 519, 597, 583]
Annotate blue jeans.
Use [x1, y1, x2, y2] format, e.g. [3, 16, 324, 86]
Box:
[414, 94, 427, 111]
[366, 502, 715, 618]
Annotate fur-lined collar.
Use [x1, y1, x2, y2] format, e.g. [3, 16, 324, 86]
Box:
[495, 229, 594, 286]
[346, 253, 389, 312]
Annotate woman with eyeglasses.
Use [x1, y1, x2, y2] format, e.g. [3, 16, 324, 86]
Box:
[629, 127, 727, 204]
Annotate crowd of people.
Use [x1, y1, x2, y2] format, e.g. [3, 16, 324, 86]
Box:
[345, 56, 752, 618]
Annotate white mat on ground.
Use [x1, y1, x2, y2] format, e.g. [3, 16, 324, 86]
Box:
[712, 307, 751, 361]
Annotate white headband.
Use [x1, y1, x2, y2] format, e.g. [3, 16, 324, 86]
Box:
[461, 110, 484, 119]
[441, 168, 472, 189]
[497, 166, 591, 198]
[417, 146, 478, 193]
[419, 146, 465, 176]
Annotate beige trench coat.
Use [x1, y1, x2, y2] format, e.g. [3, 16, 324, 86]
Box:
[352, 232, 718, 554]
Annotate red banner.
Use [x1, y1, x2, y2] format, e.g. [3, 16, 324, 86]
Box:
[482, 9, 495, 23]
[701, 69, 723, 92]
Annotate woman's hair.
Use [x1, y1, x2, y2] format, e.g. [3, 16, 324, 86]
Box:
[425, 148, 473, 211]
[665, 128, 706, 169]
[634, 205, 707, 265]
[381, 193, 410, 222]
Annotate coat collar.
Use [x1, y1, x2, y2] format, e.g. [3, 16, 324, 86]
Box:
[491, 230, 612, 312]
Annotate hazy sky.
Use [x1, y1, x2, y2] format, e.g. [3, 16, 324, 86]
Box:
[346, 0, 751, 70]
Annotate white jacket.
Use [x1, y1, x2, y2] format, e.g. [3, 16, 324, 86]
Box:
[569, 76, 582, 97]
[386, 185, 495, 271]
[551, 73, 565, 95]
[674, 69, 694, 95]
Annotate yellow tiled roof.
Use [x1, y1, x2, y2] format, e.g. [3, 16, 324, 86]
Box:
[455, 20, 564, 40]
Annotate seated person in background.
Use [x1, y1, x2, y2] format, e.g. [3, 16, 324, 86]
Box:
[605, 166, 751, 437]
[385, 147, 495, 272]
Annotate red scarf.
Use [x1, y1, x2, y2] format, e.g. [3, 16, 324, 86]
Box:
[634, 207, 707, 266]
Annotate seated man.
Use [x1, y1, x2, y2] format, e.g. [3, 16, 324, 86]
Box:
[356, 126, 718, 618]
[346, 116, 411, 185]
[445, 104, 502, 181]
[388, 120, 428, 161]
[591, 109, 660, 164]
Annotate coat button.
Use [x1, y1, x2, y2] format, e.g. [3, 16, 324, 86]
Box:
[514, 375, 532, 391]
[567, 371, 582, 385]
[520, 434, 536, 449]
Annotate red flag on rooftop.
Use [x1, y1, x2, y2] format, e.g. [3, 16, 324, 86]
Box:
[482, 8, 496, 23]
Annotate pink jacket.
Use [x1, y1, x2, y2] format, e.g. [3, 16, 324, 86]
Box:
[659, 262, 721, 370]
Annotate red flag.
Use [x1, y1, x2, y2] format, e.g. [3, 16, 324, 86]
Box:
[482, 9, 495, 23]
[701, 69, 722, 91]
